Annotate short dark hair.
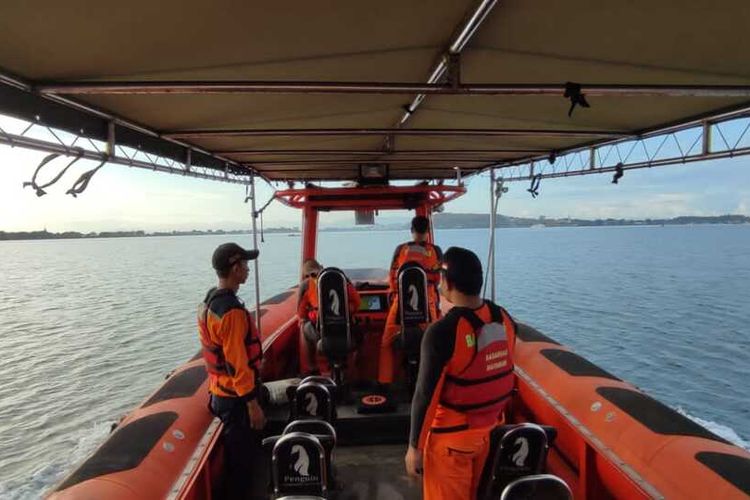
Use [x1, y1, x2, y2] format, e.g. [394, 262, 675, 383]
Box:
[442, 247, 483, 296]
[216, 266, 231, 279]
[411, 215, 430, 234]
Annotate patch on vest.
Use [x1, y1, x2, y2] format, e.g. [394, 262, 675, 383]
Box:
[477, 323, 506, 351]
[465, 334, 475, 348]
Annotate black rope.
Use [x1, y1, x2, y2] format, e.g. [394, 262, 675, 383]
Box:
[564, 82, 590, 117]
[34, 152, 84, 196]
[250, 192, 276, 243]
[23, 153, 60, 196]
[612, 162, 624, 184]
[66, 158, 107, 197]
[527, 174, 542, 198]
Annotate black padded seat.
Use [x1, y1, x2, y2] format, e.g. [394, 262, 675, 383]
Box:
[317, 267, 353, 384]
[396, 262, 430, 393]
[500, 474, 573, 500]
[477, 423, 555, 500]
[284, 420, 337, 488]
[292, 381, 336, 423]
[300, 376, 337, 400]
[276, 496, 326, 500]
[271, 432, 328, 498]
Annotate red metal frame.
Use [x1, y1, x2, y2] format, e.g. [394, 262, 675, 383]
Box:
[276, 184, 465, 262]
[275, 184, 465, 210]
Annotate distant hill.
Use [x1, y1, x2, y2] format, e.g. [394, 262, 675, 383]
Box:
[0, 227, 298, 241]
[2, 214, 748, 241]
[432, 213, 750, 229]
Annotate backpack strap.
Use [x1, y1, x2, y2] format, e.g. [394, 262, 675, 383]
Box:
[455, 300, 504, 332]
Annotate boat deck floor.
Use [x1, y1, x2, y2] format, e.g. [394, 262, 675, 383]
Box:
[257, 383, 420, 498]
[331, 444, 422, 499]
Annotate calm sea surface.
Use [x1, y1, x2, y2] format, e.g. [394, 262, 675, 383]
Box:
[1, 225, 749, 498]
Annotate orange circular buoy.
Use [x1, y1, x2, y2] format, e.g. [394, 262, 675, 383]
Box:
[362, 394, 387, 406]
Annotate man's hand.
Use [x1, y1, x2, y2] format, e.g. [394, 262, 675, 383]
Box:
[404, 445, 423, 478]
[246, 399, 266, 430]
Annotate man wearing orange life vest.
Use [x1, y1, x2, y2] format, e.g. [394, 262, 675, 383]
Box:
[297, 258, 361, 374]
[378, 215, 442, 387]
[198, 243, 265, 500]
[405, 247, 517, 500]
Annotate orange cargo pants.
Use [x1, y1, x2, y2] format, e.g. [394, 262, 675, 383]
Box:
[377, 288, 439, 384]
[422, 426, 492, 500]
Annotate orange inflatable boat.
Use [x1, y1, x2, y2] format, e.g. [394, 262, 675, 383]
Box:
[48, 186, 750, 499]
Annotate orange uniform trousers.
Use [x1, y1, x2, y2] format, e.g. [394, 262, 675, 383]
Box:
[377, 287, 439, 384]
[422, 425, 493, 500]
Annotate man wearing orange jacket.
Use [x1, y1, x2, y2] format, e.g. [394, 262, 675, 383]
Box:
[198, 243, 265, 500]
[405, 247, 517, 500]
[378, 215, 442, 387]
[297, 258, 361, 375]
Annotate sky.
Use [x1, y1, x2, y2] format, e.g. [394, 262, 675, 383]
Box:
[1, 117, 749, 233]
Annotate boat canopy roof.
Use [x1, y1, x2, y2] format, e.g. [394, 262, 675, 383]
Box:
[1, 1, 749, 182]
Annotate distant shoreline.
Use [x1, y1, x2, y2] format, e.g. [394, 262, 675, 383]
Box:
[2, 214, 748, 241]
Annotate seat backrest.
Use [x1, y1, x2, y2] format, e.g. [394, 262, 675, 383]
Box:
[500, 474, 573, 500]
[397, 262, 429, 327]
[272, 432, 328, 497]
[284, 419, 337, 448]
[300, 375, 337, 390]
[276, 496, 327, 500]
[293, 381, 335, 423]
[477, 423, 552, 500]
[284, 420, 337, 486]
[317, 267, 351, 361]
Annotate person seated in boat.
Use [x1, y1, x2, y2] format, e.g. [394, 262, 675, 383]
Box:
[377, 215, 442, 388]
[405, 247, 518, 500]
[197, 243, 265, 500]
[297, 258, 361, 375]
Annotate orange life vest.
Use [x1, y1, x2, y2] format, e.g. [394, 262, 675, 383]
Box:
[302, 276, 319, 322]
[390, 242, 441, 286]
[197, 289, 262, 376]
[439, 303, 515, 429]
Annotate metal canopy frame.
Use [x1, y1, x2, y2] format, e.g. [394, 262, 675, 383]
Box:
[492, 104, 750, 183]
[2, 0, 750, 183]
[35, 81, 750, 98]
[0, 71, 256, 185]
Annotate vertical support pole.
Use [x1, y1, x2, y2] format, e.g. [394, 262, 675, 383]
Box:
[249, 176, 262, 336]
[106, 121, 115, 158]
[702, 120, 712, 156]
[415, 204, 434, 244]
[589, 147, 596, 169]
[489, 168, 497, 302]
[301, 206, 318, 271]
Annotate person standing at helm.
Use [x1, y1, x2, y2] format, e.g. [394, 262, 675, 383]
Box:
[297, 258, 361, 375]
[198, 243, 265, 500]
[405, 247, 517, 500]
[378, 215, 443, 387]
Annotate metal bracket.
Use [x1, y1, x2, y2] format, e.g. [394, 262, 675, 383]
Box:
[106, 121, 115, 157]
[446, 53, 461, 88]
[185, 148, 192, 174]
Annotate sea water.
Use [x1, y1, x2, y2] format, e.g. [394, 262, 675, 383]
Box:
[0, 225, 748, 497]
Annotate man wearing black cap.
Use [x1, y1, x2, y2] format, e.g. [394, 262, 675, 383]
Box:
[197, 242, 264, 499]
[405, 247, 517, 500]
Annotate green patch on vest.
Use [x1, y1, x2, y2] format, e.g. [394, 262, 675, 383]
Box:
[465, 334, 475, 348]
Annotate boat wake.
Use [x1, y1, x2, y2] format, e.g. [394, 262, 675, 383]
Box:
[676, 407, 750, 450]
[0, 420, 112, 500]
